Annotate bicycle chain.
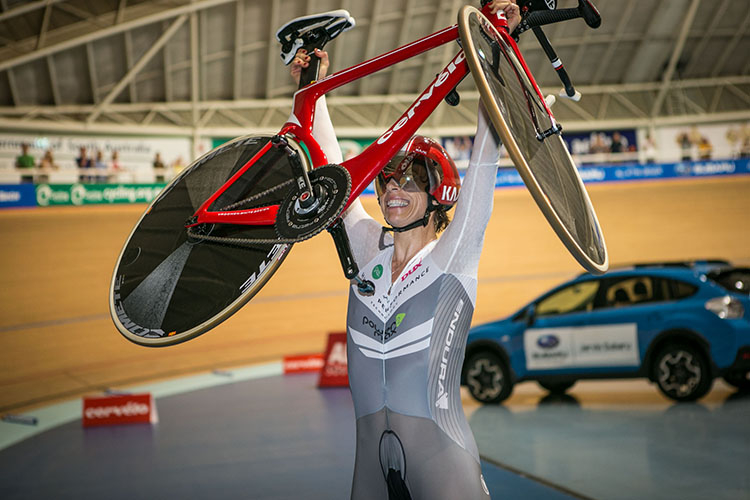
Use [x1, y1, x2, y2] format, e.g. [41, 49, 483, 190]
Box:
[219, 178, 295, 212]
[185, 167, 349, 247]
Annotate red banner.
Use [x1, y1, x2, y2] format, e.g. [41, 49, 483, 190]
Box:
[318, 332, 349, 388]
[283, 353, 325, 374]
[82, 393, 157, 427]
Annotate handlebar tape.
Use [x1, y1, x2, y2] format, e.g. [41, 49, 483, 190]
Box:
[524, 8, 580, 28]
[531, 26, 575, 98]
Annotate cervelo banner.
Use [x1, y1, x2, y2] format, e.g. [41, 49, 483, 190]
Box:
[82, 393, 157, 427]
[35, 183, 166, 206]
[318, 332, 349, 387]
[0, 184, 36, 208]
[283, 353, 325, 374]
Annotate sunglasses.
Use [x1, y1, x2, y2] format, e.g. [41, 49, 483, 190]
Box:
[375, 156, 433, 198]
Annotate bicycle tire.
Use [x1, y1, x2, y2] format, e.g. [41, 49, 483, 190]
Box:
[458, 6, 608, 274]
[109, 134, 307, 347]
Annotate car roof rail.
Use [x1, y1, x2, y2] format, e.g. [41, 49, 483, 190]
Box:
[578, 259, 733, 277]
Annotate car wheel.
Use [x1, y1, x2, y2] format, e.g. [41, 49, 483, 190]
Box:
[654, 343, 712, 402]
[538, 380, 575, 394]
[723, 370, 750, 391]
[464, 351, 512, 404]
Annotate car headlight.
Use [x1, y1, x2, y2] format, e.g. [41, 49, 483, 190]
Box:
[705, 296, 745, 319]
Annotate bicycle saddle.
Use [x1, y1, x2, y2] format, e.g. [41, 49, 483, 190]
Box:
[276, 10, 356, 65]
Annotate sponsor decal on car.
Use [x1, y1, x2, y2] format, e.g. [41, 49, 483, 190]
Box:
[524, 324, 640, 370]
[537, 334, 560, 349]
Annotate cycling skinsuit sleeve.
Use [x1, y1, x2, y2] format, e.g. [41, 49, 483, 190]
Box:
[431, 105, 500, 278]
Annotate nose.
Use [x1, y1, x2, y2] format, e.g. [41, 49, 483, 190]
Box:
[385, 178, 401, 191]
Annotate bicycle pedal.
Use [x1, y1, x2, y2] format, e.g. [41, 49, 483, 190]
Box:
[544, 94, 556, 108]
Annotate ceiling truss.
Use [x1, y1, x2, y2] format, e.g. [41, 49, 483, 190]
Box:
[0, 0, 748, 139]
[1, 76, 749, 137]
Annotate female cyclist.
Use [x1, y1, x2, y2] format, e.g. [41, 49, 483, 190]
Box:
[291, 2, 520, 498]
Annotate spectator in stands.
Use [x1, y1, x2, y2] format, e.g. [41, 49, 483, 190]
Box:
[643, 133, 657, 164]
[698, 137, 713, 160]
[153, 152, 166, 183]
[111, 151, 121, 170]
[740, 124, 750, 158]
[76, 147, 92, 183]
[171, 156, 186, 175]
[94, 150, 108, 183]
[109, 151, 121, 183]
[676, 132, 692, 161]
[589, 133, 608, 154]
[609, 131, 627, 154]
[37, 150, 58, 184]
[15, 143, 35, 183]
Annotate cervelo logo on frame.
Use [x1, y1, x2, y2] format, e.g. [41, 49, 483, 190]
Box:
[377, 51, 466, 145]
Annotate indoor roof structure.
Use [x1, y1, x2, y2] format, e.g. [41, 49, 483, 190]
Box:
[1, 0, 749, 138]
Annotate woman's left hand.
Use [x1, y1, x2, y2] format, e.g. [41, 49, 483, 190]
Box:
[487, 1, 521, 33]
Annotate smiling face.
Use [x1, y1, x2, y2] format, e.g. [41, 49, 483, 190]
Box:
[379, 176, 430, 229]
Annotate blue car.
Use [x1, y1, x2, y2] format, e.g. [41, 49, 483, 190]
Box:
[462, 261, 750, 403]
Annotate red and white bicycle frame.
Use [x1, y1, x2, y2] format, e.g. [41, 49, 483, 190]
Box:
[188, 6, 550, 229]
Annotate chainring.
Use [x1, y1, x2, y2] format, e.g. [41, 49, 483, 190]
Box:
[275, 164, 351, 242]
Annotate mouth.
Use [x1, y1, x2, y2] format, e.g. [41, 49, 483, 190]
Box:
[386, 199, 409, 208]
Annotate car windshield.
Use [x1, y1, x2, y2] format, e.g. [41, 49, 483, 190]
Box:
[537, 280, 600, 316]
[707, 268, 750, 295]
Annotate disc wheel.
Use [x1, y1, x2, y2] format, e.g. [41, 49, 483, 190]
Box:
[109, 134, 306, 347]
[275, 164, 351, 242]
[458, 6, 608, 274]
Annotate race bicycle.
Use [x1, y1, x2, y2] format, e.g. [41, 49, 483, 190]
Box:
[110, 0, 607, 347]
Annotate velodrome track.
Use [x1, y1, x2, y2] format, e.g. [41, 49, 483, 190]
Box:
[1, 176, 749, 413]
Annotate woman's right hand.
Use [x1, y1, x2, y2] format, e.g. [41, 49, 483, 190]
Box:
[290, 48, 330, 86]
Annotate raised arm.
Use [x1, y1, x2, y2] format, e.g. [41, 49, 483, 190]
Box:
[432, 105, 500, 277]
[291, 49, 387, 265]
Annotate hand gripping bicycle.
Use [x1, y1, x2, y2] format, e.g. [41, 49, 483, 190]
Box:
[110, 2, 607, 347]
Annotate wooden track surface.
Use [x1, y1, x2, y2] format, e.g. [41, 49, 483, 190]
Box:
[1, 176, 749, 412]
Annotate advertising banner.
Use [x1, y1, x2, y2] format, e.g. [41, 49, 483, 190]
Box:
[318, 332, 349, 388]
[0, 184, 36, 208]
[35, 183, 166, 206]
[492, 157, 750, 188]
[283, 353, 325, 374]
[82, 393, 158, 427]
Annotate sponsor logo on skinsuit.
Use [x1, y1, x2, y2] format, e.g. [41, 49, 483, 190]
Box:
[363, 315, 399, 340]
[436, 299, 465, 410]
[372, 264, 383, 279]
[401, 260, 423, 282]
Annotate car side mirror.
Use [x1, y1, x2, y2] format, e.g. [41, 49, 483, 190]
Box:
[525, 304, 536, 327]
